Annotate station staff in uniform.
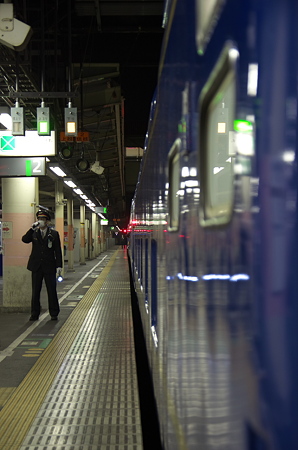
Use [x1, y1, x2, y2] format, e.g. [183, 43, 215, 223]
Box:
[22, 210, 63, 321]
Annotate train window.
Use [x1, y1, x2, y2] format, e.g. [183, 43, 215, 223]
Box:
[168, 138, 181, 231]
[151, 239, 158, 328]
[199, 43, 238, 227]
[196, 0, 225, 54]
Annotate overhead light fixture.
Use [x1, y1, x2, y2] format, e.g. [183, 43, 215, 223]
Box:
[76, 157, 90, 173]
[59, 145, 73, 160]
[11, 104, 25, 136]
[48, 164, 67, 177]
[80, 194, 88, 200]
[0, 113, 12, 130]
[37, 106, 50, 135]
[65, 105, 78, 136]
[74, 188, 83, 195]
[64, 178, 77, 188]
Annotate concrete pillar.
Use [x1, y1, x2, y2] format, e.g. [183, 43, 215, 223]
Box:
[103, 225, 107, 251]
[67, 192, 75, 271]
[95, 215, 99, 256]
[2, 177, 38, 311]
[97, 223, 101, 254]
[91, 212, 96, 259]
[101, 225, 106, 251]
[88, 218, 92, 259]
[85, 219, 89, 260]
[79, 203, 86, 265]
[100, 224, 105, 251]
[55, 180, 64, 274]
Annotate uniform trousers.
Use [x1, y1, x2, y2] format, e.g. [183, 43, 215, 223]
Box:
[31, 267, 60, 318]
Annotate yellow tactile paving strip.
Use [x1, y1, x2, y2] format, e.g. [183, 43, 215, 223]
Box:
[0, 249, 119, 450]
[0, 387, 16, 409]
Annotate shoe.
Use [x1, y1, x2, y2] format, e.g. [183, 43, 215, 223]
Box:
[29, 315, 38, 321]
[51, 316, 58, 320]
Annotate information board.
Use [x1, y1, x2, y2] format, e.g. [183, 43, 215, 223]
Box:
[0, 130, 56, 156]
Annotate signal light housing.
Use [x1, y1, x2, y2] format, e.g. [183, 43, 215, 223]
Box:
[37, 106, 50, 135]
[65, 107, 78, 136]
[11, 106, 25, 136]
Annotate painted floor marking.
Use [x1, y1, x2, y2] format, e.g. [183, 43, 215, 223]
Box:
[0, 254, 109, 363]
[0, 250, 119, 448]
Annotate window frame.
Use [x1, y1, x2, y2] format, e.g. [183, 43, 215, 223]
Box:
[199, 42, 238, 227]
[167, 138, 181, 232]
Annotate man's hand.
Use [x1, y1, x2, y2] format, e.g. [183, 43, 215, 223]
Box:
[56, 267, 62, 276]
[32, 221, 39, 229]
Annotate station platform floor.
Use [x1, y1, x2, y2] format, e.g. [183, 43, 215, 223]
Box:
[0, 246, 144, 449]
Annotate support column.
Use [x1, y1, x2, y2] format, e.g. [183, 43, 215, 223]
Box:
[85, 219, 89, 260]
[91, 212, 96, 259]
[103, 225, 107, 251]
[79, 203, 86, 265]
[67, 192, 75, 271]
[100, 224, 105, 251]
[99, 222, 102, 253]
[87, 217, 92, 259]
[55, 180, 64, 274]
[95, 215, 99, 256]
[2, 177, 38, 311]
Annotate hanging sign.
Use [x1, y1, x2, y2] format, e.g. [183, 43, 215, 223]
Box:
[60, 131, 89, 142]
[0, 157, 46, 176]
[0, 131, 56, 156]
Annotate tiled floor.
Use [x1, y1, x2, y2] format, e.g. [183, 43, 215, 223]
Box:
[0, 248, 143, 450]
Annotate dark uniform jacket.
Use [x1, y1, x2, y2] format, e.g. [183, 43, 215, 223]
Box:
[22, 227, 63, 273]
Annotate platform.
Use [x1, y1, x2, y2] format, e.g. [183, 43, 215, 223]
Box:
[0, 247, 143, 449]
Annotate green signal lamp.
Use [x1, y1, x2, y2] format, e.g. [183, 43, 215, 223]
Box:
[37, 106, 50, 136]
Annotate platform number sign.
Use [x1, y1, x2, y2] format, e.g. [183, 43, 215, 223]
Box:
[0, 157, 46, 177]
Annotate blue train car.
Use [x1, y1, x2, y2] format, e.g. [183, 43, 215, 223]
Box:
[128, 0, 298, 449]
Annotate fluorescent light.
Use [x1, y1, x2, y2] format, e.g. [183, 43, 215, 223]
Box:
[64, 179, 77, 188]
[74, 188, 83, 195]
[49, 165, 67, 177]
[80, 194, 88, 200]
[0, 113, 12, 130]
